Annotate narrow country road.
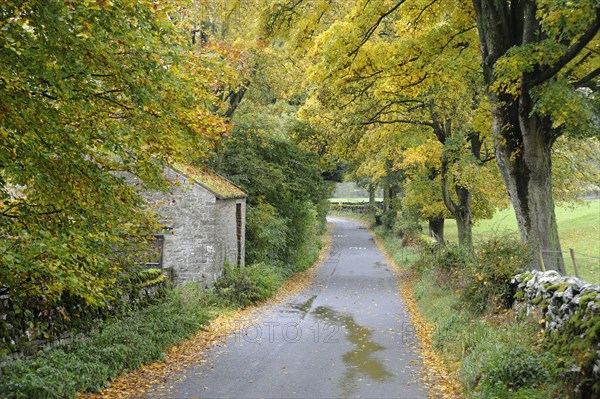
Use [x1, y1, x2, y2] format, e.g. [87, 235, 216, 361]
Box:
[149, 217, 427, 399]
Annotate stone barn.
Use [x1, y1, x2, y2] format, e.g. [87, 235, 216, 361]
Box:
[144, 164, 246, 287]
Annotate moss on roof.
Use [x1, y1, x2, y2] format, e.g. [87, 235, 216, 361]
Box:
[171, 163, 246, 199]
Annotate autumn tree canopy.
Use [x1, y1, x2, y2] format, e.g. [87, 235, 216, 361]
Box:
[1, 0, 597, 305]
[472, 0, 599, 271]
[264, 0, 599, 271]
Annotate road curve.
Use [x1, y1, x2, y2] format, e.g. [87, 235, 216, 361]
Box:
[149, 216, 427, 399]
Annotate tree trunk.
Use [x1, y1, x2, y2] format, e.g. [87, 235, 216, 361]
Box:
[491, 98, 566, 272]
[368, 183, 376, 216]
[472, 0, 569, 273]
[428, 216, 444, 244]
[382, 183, 390, 213]
[388, 185, 396, 202]
[368, 184, 376, 207]
[440, 151, 474, 254]
[454, 185, 474, 254]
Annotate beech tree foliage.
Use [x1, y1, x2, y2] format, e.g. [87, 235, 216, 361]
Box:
[472, 0, 599, 272]
[1, 0, 597, 312]
[293, 0, 503, 251]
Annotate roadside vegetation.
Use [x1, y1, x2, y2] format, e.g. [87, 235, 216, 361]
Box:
[333, 200, 600, 283]
[444, 200, 600, 284]
[1, 285, 212, 399]
[1, 239, 326, 399]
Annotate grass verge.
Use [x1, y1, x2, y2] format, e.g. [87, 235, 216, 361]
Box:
[378, 237, 565, 397]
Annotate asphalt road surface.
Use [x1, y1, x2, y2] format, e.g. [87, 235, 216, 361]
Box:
[149, 216, 428, 399]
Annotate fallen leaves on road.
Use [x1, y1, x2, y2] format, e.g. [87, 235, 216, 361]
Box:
[79, 226, 333, 399]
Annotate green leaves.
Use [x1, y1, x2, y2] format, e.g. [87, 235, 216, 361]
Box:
[532, 78, 599, 136]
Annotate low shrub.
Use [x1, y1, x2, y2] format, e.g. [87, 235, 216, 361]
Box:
[461, 237, 531, 314]
[245, 202, 289, 266]
[212, 262, 284, 308]
[475, 345, 557, 398]
[411, 242, 471, 285]
[380, 207, 398, 230]
[286, 203, 322, 274]
[392, 207, 423, 246]
[459, 318, 562, 398]
[482, 345, 552, 387]
[435, 243, 471, 287]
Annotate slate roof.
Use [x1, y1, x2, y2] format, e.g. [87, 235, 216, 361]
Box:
[171, 163, 246, 200]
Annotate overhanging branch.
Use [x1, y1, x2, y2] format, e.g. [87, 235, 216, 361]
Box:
[574, 67, 600, 89]
[528, 9, 600, 89]
[358, 118, 434, 128]
[348, 0, 407, 59]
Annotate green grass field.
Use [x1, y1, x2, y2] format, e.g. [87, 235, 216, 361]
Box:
[442, 199, 600, 284]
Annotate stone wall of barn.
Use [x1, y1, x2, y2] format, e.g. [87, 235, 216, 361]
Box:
[144, 167, 223, 287]
[215, 198, 246, 267]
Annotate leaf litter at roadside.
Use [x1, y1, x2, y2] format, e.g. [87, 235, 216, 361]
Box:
[80, 220, 461, 398]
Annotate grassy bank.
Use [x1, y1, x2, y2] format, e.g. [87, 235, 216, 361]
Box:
[0, 285, 214, 399]
[367, 222, 572, 398]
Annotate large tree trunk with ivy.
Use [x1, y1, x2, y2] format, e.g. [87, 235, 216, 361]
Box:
[472, 0, 599, 272]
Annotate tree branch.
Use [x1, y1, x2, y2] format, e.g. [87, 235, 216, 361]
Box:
[573, 67, 600, 89]
[528, 9, 600, 89]
[564, 52, 591, 79]
[358, 118, 434, 128]
[439, 25, 477, 52]
[440, 151, 458, 215]
[93, 94, 133, 110]
[413, 0, 438, 27]
[348, 0, 407, 59]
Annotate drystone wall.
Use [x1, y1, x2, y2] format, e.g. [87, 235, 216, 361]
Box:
[513, 270, 600, 391]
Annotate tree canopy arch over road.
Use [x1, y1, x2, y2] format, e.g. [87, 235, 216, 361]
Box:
[264, 0, 599, 272]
